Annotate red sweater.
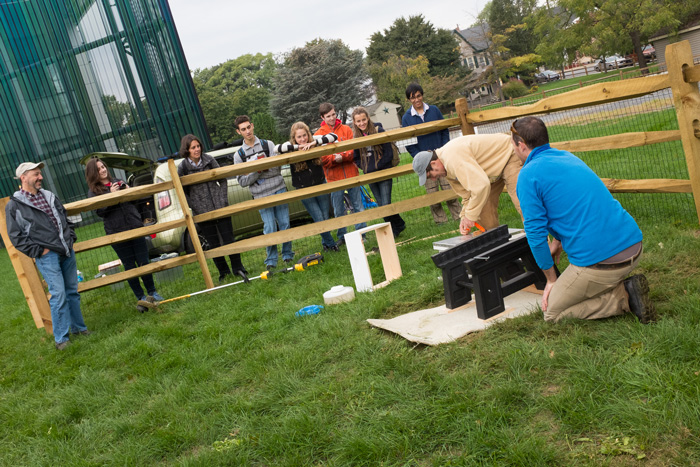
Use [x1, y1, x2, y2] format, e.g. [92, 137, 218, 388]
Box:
[314, 119, 359, 182]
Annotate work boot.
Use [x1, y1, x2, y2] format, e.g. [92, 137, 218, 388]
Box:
[55, 340, 71, 351]
[623, 274, 656, 324]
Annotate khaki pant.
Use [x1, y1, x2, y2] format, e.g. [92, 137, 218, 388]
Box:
[478, 152, 522, 230]
[544, 253, 640, 322]
[425, 175, 461, 223]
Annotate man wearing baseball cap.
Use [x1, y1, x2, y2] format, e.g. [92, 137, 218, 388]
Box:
[5, 162, 90, 350]
[412, 133, 523, 234]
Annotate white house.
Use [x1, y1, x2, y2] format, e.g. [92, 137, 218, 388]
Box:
[366, 101, 402, 130]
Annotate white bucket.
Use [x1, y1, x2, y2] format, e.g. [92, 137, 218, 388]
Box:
[323, 285, 355, 305]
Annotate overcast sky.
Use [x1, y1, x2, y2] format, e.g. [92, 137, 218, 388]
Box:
[167, 0, 487, 70]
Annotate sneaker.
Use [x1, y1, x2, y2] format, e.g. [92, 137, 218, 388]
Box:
[150, 292, 164, 302]
[393, 224, 406, 239]
[71, 329, 92, 337]
[623, 274, 656, 324]
[335, 238, 345, 248]
[284, 258, 294, 264]
[55, 340, 71, 350]
[323, 244, 340, 252]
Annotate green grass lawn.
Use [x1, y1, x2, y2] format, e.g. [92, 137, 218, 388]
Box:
[2, 197, 700, 465]
[2, 108, 700, 464]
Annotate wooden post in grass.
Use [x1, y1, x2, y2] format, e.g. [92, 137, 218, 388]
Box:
[666, 41, 700, 223]
[0, 197, 53, 333]
[455, 98, 475, 136]
[167, 159, 215, 289]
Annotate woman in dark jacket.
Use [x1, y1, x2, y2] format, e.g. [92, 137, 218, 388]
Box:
[275, 122, 338, 252]
[85, 158, 163, 311]
[352, 107, 406, 238]
[177, 134, 248, 283]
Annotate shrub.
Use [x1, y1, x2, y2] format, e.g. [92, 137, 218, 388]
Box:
[502, 79, 528, 99]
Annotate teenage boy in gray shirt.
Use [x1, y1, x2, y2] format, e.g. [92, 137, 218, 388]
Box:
[233, 115, 293, 268]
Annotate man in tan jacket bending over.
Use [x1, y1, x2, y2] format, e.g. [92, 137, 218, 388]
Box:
[412, 133, 522, 234]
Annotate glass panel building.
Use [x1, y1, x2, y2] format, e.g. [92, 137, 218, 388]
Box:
[0, 0, 209, 202]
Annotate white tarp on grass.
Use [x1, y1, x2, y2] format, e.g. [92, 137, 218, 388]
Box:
[367, 288, 543, 346]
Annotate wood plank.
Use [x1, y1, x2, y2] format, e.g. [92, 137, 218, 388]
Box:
[73, 219, 186, 253]
[167, 159, 214, 290]
[178, 119, 460, 186]
[684, 63, 700, 84]
[374, 224, 402, 283]
[552, 130, 681, 153]
[666, 41, 700, 223]
[467, 74, 670, 123]
[601, 178, 692, 193]
[78, 253, 197, 293]
[0, 197, 53, 332]
[455, 98, 476, 135]
[194, 165, 414, 223]
[65, 180, 174, 216]
[206, 190, 460, 257]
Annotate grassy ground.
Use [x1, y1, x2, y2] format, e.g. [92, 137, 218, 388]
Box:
[2, 197, 700, 465]
[2, 107, 700, 464]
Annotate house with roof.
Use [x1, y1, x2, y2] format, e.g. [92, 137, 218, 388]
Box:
[453, 23, 497, 102]
[366, 101, 402, 130]
[650, 12, 700, 67]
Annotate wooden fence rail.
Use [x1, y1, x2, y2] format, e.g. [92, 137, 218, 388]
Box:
[2, 40, 698, 334]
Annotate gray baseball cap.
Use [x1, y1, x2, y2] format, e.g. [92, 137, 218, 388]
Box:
[412, 151, 433, 186]
[15, 162, 44, 179]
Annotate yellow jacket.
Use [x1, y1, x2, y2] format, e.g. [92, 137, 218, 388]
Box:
[435, 133, 514, 221]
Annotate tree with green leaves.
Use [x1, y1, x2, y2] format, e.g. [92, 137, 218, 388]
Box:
[366, 15, 465, 77]
[192, 53, 282, 145]
[534, 0, 700, 74]
[367, 55, 431, 113]
[368, 55, 472, 114]
[488, 0, 538, 58]
[270, 39, 371, 133]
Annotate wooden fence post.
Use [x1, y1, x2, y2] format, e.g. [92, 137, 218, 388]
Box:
[666, 41, 700, 223]
[455, 97, 476, 136]
[0, 197, 53, 333]
[167, 159, 215, 289]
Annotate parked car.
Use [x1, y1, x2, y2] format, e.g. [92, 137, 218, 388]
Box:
[79, 149, 309, 256]
[594, 55, 634, 71]
[534, 70, 560, 83]
[642, 45, 656, 61]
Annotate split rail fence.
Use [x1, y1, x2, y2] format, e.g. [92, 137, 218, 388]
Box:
[2, 40, 699, 335]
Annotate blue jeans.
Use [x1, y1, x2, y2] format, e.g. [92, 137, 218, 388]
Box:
[259, 188, 294, 267]
[111, 237, 155, 300]
[301, 194, 336, 248]
[35, 250, 87, 344]
[369, 179, 405, 234]
[330, 186, 367, 241]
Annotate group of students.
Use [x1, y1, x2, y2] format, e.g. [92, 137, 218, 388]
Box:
[177, 102, 411, 283]
[81, 99, 417, 313]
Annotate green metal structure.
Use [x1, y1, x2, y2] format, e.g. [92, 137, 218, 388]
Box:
[0, 0, 210, 202]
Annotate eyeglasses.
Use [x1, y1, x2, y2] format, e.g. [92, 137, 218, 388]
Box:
[510, 119, 520, 138]
[409, 93, 423, 101]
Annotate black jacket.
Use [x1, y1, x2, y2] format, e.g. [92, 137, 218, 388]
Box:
[88, 179, 143, 235]
[6, 189, 76, 258]
[353, 123, 394, 174]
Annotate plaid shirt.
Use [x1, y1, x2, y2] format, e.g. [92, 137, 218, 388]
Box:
[20, 188, 59, 231]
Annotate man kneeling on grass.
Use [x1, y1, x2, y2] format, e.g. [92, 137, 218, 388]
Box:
[511, 116, 656, 323]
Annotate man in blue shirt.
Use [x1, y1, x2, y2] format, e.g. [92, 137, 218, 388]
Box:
[512, 117, 655, 323]
[401, 82, 461, 224]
